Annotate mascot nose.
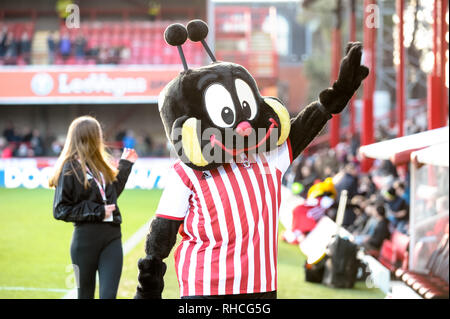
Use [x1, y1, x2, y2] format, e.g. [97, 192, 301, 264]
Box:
[235, 121, 253, 137]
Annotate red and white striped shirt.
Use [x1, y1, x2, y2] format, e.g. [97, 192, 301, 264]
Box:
[155, 140, 293, 297]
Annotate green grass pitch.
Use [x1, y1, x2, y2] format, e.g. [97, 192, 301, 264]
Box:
[0, 187, 385, 299]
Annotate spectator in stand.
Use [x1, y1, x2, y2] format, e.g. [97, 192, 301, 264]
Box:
[0, 136, 13, 158]
[3, 121, 18, 142]
[30, 129, 45, 156]
[135, 135, 150, 157]
[347, 195, 369, 234]
[358, 174, 377, 197]
[74, 33, 86, 63]
[86, 44, 99, 62]
[323, 149, 339, 176]
[0, 136, 6, 154]
[21, 127, 33, 143]
[120, 46, 131, 63]
[354, 200, 378, 245]
[0, 26, 8, 58]
[115, 129, 126, 144]
[107, 47, 120, 64]
[47, 31, 57, 64]
[43, 130, 56, 156]
[59, 32, 71, 62]
[361, 204, 391, 252]
[20, 31, 31, 64]
[349, 132, 360, 157]
[372, 159, 398, 189]
[322, 165, 336, 180]
[404, 118, 421, 135]
[393, 180, 410, 205]
[144, 134, 153, 154]
[335, 140, 349, 164]
[376, 123, 395, 141]
[97, 45, 108, 64]
[50, 135, 65, 156]
[3, 31, 18, 65]
[15, 142, 29, 157]
[383, 186, 409, 234]
[334, 163, 359, 199]
[379, 159, 398, 178]
[294, 164, 318, 198]
[312, 151, 337, 180]
[152, 142, 168, 157]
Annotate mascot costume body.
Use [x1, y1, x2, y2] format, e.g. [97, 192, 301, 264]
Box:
[135, 20, 369, 299]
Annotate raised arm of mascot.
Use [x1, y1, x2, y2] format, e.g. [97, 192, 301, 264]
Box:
[134, 21, 368, 299]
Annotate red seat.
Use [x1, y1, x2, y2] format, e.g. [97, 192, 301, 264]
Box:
[398, 235, 449, 299]
[378, 230, 409, 272]
[399, 271, 449, 299]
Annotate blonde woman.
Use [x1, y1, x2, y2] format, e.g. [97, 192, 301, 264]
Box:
[49, 116, 138, 299]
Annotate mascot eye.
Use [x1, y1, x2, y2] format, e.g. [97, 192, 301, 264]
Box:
[204, 83, 236, 128]
[235, 79, 257, 120]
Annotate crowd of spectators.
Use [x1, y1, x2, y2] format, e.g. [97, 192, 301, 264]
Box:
[1, 123, 46, 157]
[2, 21, 204, 66]
[46, 31, 131, 65]
[1, 122, 168, 159]
[285, 123, 423, 254]
[0, 25, 32, 65]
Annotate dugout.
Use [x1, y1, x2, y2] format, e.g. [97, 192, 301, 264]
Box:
[399, 141, 449, 299]
[359, 126, 449, 298]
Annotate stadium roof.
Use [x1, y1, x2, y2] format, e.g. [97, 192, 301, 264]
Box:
[411, 142, 449, 167]
[359, 126, 449, 164]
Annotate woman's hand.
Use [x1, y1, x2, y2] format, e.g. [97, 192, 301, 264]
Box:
[121, 148, 138, 163]
[104, 204, 116, 221]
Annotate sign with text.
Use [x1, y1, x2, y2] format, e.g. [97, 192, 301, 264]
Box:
[0, 157, 174, 189]
[0, 66, 181, 104]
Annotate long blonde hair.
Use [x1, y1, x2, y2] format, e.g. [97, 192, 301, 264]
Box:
[49, 116, 117, 188]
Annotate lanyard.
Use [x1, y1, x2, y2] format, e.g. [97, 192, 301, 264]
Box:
[85, 164, 107, 204]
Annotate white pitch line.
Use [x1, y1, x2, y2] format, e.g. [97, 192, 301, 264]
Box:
[122, 219, 152, 256]
[62, 219, 152, 299]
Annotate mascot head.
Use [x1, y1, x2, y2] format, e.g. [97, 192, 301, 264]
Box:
[158, 20, 291, 171]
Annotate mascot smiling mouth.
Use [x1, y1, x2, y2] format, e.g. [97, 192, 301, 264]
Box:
[209, 118, 278, 156]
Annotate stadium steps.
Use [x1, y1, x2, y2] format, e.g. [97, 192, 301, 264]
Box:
[32, 31, 53, 65]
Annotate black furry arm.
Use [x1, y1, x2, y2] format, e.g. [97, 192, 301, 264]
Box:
[289, 101, 331, 159]
[134, 217, 182, 299]
[289, 42, 369, 160]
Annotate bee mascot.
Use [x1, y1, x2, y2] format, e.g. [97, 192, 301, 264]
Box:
[135, 20, 369, 299]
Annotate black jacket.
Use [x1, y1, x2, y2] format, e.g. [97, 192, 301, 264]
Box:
[366, 218, 391, 250]
[53, 159, 133, 225]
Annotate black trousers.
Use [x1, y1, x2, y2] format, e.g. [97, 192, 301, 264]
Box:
[181, 291, 277, 299]
[70, 223, 123, 299]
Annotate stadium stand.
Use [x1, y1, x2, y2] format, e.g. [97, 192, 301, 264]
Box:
[0, 22, 35, 65]
[51, 21, 204, 65]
